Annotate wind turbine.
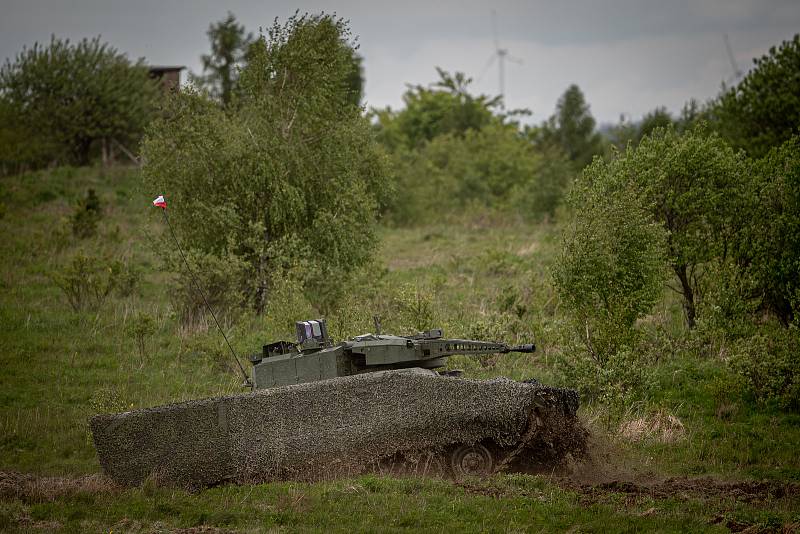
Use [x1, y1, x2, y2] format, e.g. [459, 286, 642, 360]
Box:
[723, 33, 744, 85]
[479, 10, 522, 109]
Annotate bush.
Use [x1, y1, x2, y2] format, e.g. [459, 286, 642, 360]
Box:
[736, 136, 800, 324]
[389, 284, 437, 333]
[558, 345, 652, 407]
[168, 249, 247, 329]
[71, 189, 102, 238]
[553, 157, 668, 360]
[0, 36, 159, 165]
[385, 122, 550, 225]
[126, 312, 157, 364]
[552, 155, 667, 403]
[730, 325, 800, 412]
[51, 253, 139, 312]
[143, 14, 389, 314]
[513, 147, 573, 222]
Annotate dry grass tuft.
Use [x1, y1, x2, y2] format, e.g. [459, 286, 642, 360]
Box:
[618, 410, 686, 444]
[0, 471, 118, 503]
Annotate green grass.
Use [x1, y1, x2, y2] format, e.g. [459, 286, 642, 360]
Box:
[1, 165, 799, 531]
[1, 474, 795, 533]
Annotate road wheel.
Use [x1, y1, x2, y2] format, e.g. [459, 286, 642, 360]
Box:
[450, 443, 494, 477]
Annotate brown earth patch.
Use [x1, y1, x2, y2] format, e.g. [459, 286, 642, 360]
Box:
[563, 476, 800, 507]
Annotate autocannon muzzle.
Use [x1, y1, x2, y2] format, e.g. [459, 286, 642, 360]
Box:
[505, 343, 536, 353]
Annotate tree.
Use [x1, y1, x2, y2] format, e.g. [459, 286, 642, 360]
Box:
[0, 36, 159, 165]
[143, 14, 390, 315]
[373, 68, 500, 150]
[613, 125, 749, 328]
[713, 34, 800, 157]
[534, 84, 603, 169]
[738, 136, 800, 323]
[637, 106, 674, 140]
[194, 12, 254, 105]
[344, 50, 365, 107]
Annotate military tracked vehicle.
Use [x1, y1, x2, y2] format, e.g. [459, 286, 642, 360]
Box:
[91, 320, 585, 487]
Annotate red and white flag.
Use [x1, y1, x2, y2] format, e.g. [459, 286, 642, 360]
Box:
[152, 195, 167, 209]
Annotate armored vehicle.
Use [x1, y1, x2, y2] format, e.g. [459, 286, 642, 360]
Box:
[91, 320, 585, 487]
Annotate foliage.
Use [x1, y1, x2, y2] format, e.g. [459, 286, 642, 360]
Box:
[730, 324, 800, 412]
[143, 14, 390, 314]
[386, 122, 546, 225]
[558, 345, 652, 408]
[0, 36, 159, 165]
[344, 50, 365, 107]
[167, 249, 247, 329]
[390, 284, 437, 332]
[372, 68, 500, 151]
[0, 96, 58, 174]
[532, 84, 604, 169]
[713, 34, 800, 157]
[513, 147, 574, 222]
[193, 12, 254, 105]
[51, 253, 139, 312]
[618, 125, 749, 328]
[126, 312, 157, 363]
[552, 154, 667, 403]
[735, 136, 800, 324]
[70, 189, 102, 239]
[693, 261, 760, 342]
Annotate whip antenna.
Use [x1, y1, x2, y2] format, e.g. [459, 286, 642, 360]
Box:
[152, 195, 252, 387]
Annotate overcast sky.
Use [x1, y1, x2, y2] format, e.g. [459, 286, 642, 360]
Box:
[2, 0, 798, 124]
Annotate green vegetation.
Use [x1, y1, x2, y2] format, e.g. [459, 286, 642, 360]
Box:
[713, 34, 800, 157]
[531, 84, 604, 169]
[553, 157, 667, 402]
[194, 12, 254, 105]
[2, 167, 799, 531]
[0, 36, 159, 170]
[2, 15, 799, 534]
[143, 14, 390, 317]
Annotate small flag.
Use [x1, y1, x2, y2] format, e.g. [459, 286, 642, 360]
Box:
[152, 195, 167, 209]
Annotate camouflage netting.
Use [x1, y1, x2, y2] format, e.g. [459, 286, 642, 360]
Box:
[91, 369, 585, 488]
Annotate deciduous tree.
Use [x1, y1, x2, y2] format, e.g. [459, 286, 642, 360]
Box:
[0, 36, 158, 165]
[143, 14, 390, 316]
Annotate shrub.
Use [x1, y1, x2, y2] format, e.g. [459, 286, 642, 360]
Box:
[167, 249, 247, 329]
[558, 346, 652, 408]
[552, 155, 667, 402]
[553, 157, 668, 360]
[390, 284, 436, 333]
[71, 189, 102, 238]
[622, 125, 749, 328]
[51, 253, 138, 312]
[736, 136, 800, 324]
[126, 312, 157, 363]
[730, 325, 800, 412]
[385, 122, 557, 225]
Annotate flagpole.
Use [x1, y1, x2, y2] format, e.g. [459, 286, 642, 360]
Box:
[160, 207, 252, 387]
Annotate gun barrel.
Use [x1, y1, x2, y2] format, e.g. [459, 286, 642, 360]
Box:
[507, 343, 536, 353]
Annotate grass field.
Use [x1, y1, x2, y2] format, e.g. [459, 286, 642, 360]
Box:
[1, 166, 799, 532]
